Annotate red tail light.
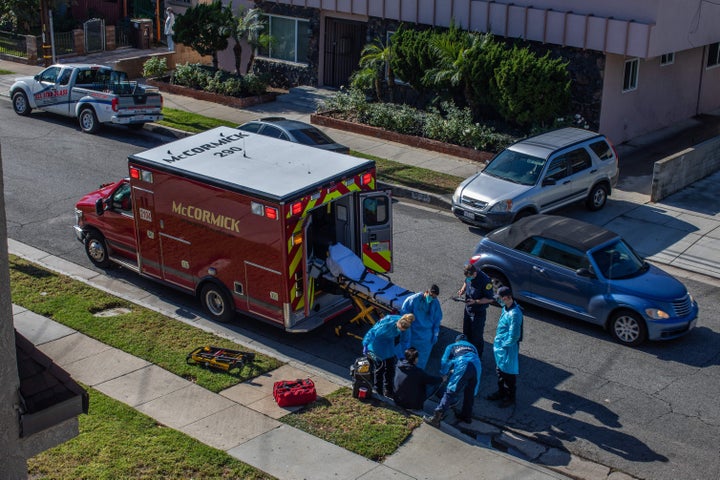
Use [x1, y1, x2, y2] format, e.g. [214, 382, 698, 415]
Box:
[111, 97, 119, 112]
[361, 173, 373, 185]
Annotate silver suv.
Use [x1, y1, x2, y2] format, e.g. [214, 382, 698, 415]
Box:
[452, 128, 619, 229]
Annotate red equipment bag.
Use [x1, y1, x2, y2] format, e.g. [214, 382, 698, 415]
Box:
[272, 378, 317, 407]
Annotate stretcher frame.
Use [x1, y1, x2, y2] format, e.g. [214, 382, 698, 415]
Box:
[321, 243, 415, 337]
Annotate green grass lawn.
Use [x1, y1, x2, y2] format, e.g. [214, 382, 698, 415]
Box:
[283, 387, 422, 461]
[28, 387, 275, 480]
[159, 107, 237, 133]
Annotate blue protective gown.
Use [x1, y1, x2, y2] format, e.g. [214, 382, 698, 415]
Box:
[493, 302, 523, 374]
[363, 314, 411, 361]
[439, 340, 482, 396]
[400, 292, 443, 369]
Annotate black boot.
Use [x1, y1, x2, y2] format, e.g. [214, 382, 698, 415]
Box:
[423, 410, 443, 428]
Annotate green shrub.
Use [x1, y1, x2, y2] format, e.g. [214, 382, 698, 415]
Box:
[360, 102, 423, 136]
[492, 46, 571, 127]
[172, 63, 211, 90]
[142, 56, 168, 78]
[171, 62, 267, 97]
[243, 73, 269, 96]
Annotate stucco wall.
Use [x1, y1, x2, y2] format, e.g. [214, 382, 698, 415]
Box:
[651, 135, 720, 202]
[600, 50, 702, 144]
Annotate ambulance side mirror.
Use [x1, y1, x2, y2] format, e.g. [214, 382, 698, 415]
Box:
[95, 198, 105, 216]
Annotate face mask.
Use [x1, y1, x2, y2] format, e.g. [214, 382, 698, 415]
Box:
[425, 294, 433, 304]
[465, 277, 472, 287]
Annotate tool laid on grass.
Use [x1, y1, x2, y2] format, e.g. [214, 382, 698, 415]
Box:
[186, 346, 256, 374]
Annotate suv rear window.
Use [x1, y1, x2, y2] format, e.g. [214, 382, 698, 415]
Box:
[588, 139, 614, 160]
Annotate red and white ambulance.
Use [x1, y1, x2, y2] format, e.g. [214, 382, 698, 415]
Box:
[74, 126, 393, 331]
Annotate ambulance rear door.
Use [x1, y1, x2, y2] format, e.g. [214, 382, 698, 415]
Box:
[357, 191, 393, 273]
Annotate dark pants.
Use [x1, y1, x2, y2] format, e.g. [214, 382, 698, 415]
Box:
[463, 306, 487, 357]
[372, 356, 397, 395]
[496, 367, 517, 400]
[435, 363, 477, 419]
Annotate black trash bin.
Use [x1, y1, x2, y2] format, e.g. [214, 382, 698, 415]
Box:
[130, 18, 153, 49]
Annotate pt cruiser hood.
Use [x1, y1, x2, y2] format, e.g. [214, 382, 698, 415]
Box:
[461, 172, 533, 204]
[612, 263, 688, 301]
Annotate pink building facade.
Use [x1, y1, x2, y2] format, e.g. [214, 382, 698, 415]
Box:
[229, 0, 720, 143]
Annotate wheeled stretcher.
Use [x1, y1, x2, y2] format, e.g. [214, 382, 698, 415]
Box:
[324, 243, 415, 334]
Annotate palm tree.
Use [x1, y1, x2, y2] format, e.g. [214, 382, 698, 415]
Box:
[423, 28, 491, 108]
[230, 7, 265, 76]
[358, 37, 396, 101]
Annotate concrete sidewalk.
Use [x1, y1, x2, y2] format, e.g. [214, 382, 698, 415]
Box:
[10, 239, 575, 480]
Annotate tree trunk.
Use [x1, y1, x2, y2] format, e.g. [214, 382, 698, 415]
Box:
[233, 41, 243, 76]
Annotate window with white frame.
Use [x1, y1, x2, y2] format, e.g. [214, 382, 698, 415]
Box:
[258, 14, 310, 64]
[623, 58, 639, 92]
[707, 42, 720, 68]
[660, 52, 674, 66]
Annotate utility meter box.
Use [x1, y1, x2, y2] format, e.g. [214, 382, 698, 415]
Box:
[130, 18, 153, 49]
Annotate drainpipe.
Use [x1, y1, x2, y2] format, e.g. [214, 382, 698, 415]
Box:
[696, 45, 706, 115]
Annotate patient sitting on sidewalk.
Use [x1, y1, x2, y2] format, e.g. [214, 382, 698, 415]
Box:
[393, 347, 444, 410]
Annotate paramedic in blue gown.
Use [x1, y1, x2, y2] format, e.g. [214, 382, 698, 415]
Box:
[457, 264, 495, 357]
[393, 347, 443, 410]
[424, 334, 481, 427]
[362, 313, 414, 398]
[487, 286, 523, 408]
[400, 284, 442, 369]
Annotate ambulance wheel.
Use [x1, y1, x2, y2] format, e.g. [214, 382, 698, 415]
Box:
[12, 91, 32, 116]
[84, 231, 112, 269]
[79, 107, 100, 133]
[201, 283, 235, 323]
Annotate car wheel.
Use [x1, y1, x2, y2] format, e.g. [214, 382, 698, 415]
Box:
[84, 231, 112, 268]
[609, 310, 647, 347]
[79, 107, 100, 133]
[12, 91, 32, 116]
[483, 269, 510, 294]
[586, 184, 608, 211]
[200, 283, 235, 323]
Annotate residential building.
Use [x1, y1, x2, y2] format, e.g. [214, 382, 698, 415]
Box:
[221, 0, 720, 144]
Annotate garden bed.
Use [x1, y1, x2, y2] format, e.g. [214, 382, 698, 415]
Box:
[146, 78, 279, 109]
[310, 112, 493, 164]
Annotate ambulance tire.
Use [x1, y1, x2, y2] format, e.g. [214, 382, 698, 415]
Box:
[84, 231, 112, 269]
[201, 283, 235, 323]
[12, 91, 32, 116]
[79, 107, 100, 134]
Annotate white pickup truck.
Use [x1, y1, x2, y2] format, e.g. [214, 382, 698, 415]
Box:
[10, 63, 163, 133]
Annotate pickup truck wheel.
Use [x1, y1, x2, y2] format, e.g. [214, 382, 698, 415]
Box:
[79, 107, 100, 133]
[12, 91, 32, 116]
[201, 283, 235, 323]
[586, 184, 608, 211]
[84, 231, 112, 268]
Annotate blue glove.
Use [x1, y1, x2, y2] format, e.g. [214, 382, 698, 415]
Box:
[362, 346, 368, 356]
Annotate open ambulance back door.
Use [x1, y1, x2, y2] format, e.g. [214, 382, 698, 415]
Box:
[358, 191, 393, 273]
